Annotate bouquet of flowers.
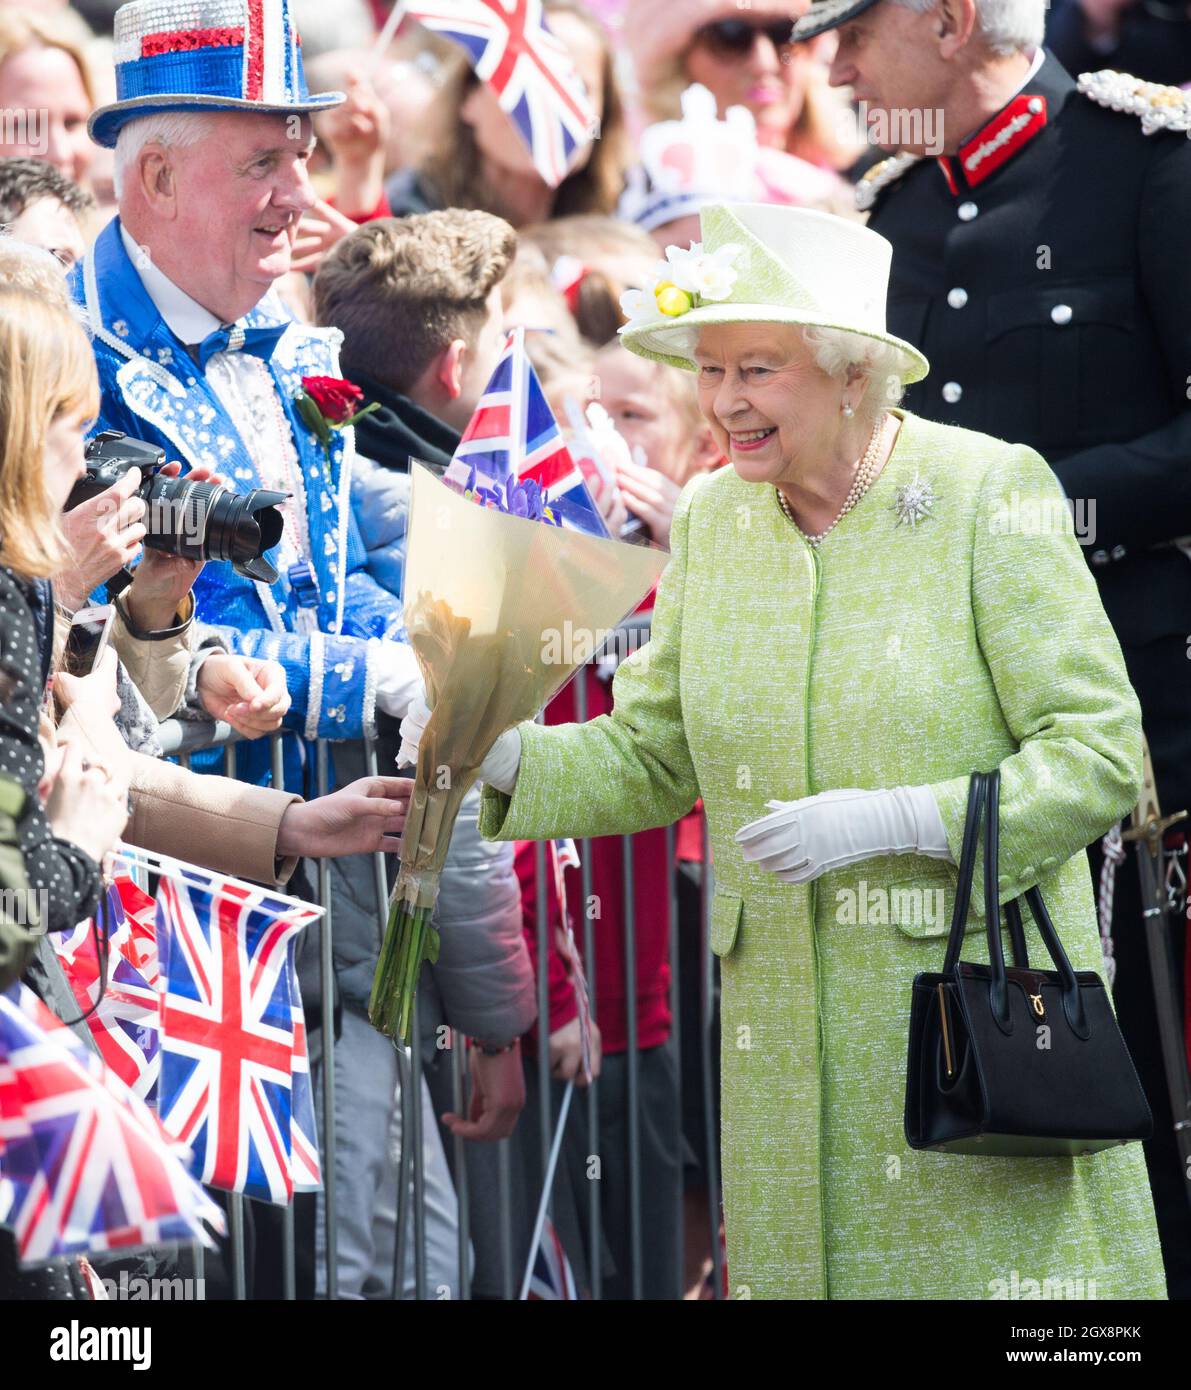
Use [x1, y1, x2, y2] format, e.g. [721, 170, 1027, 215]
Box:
[368, 462, 668, 1041]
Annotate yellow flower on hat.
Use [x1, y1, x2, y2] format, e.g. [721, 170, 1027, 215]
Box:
[618, 242, 742, 330]
[655, 283, 693, 316]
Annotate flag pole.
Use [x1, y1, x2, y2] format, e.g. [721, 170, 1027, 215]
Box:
[372, 0, 406, 52]
[112, 844, 325, 919]
[518, 1078, 575, 1300]
[509, 325, 526, 478]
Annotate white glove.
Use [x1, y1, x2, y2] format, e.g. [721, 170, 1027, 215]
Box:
[735, 786, 952, 885]
[374, 640, 424, 720]
[397, 695, 523, 794]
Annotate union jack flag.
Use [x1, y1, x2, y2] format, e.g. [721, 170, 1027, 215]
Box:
[526, 1214, 579, 1299]
[444, 328, 608, 537]
[0, 983, 223, 1265]
[403, 0, 597, 188]
[52, 877, 161, 1105]
[287, 960, 320, 1192]
[154, 869, 320, 1205]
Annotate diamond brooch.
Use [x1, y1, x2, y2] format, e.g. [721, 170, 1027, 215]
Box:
[893, 472, 936, 529]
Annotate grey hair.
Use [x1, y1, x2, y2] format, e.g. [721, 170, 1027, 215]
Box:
[800, 325, 908, 430]
[112, 111, 219, 200]
[888, 0, 1045, 56]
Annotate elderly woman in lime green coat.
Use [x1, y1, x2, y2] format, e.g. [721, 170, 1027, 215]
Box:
[408, 202, 1167, 1298]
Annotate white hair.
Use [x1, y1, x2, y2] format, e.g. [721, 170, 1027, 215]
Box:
[800, 325, 908, 430]
[112, 111, 220, 200]
[890, 0, 1045, 55]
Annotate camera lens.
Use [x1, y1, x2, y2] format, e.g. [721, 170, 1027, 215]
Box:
[142, 475, 289, 583]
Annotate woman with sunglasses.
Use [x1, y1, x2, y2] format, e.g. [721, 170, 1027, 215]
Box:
[625, 0, 859, 171]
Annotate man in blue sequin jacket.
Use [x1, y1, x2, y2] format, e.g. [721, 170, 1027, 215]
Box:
[72, 17, 423, 792]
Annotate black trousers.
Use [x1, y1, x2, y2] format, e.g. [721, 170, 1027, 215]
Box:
[1089, 839, 1191, 1298]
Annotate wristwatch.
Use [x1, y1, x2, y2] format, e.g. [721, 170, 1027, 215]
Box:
[471, 1038, 519, 1056]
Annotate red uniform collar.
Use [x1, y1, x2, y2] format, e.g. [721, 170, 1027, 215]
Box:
[936, 91, 1049, 195]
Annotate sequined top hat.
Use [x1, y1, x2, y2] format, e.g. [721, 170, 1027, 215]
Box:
[89, 0, 345, 148]
[618, 201, 930, 384]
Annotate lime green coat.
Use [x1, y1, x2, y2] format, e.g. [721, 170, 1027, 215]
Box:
[479, 411, 1167, 1300]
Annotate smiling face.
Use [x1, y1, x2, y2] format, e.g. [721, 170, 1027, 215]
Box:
[684, 10, 819, 143]
[123, 110, 318, 322]
[0, 43, 93, 185]
[595, 344, 696, 484]
[693, 322, 843, 485]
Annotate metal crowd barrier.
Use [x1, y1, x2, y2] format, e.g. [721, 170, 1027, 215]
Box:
[153, 712, 724, 1301]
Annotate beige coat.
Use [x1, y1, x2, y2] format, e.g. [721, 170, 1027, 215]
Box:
[53, 701, 300, 887]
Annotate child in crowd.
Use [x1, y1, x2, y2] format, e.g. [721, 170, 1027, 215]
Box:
[0, 157, 93, 271]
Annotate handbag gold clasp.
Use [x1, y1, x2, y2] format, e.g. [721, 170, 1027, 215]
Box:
[1029, 991, 1045, 1019]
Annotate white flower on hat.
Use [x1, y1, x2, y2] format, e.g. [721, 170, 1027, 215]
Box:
[619, 280, 665, 328]
[660, 241, 742, 302]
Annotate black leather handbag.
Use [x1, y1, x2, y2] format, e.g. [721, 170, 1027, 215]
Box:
[904, 769, 1152, 1155]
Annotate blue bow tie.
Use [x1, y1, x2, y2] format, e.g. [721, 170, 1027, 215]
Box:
[189, 321, 288, 371]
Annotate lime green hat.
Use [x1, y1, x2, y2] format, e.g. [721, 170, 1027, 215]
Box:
[618, 201, 930, 385]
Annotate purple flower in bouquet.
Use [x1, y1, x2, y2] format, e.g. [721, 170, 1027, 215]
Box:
[463, 462, 561, 527]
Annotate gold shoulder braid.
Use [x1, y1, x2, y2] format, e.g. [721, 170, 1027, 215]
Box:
[855, 153, 923, 212]
[1077, 69, 1191, 136]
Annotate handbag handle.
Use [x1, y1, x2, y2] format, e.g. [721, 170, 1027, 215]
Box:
[942, 772, 987, 976]
[941, 772, 1027, 973]
[983, 771, 1089, 1037]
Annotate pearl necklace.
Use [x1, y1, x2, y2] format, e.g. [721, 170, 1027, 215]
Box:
[776, 415, 885, 548]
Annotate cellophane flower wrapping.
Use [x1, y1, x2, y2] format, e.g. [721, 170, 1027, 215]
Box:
[368, 463, 669, 1041]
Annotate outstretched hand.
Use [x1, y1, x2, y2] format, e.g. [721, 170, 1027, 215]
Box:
[197, 653, 290, 738]
[275, 775, 413, 859]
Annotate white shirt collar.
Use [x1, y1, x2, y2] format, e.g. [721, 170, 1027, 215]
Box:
[1016, 47, 1047, 96]
[119, 222, 224, 345]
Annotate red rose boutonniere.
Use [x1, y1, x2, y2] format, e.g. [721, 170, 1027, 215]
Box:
[294, 374, 379, 478]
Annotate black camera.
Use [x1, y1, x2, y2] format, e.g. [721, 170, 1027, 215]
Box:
[66, 430, 289, 588]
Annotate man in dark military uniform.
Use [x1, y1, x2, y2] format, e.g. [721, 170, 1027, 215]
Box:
[792, 0, 1191, 1298]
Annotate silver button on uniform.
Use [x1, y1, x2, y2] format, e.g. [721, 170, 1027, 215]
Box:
[1051, 304, 1073, 326]
[957, 201, 978, 221]
[942, 381, 963, 404]
[947, 287, 968, 309]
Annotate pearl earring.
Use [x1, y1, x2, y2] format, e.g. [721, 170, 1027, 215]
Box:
[842, 402, 855, 418]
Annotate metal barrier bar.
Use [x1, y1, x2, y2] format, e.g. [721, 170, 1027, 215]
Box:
[153, 713, 720, 1302]
[410, 991, 427, 1299]
[362, 737, 390, 955]
[666, 820, 683, 1297]
[315, 740, 338, 1300]
[623, 833, 642, 1299]
[450, 1031, 470, 1300]
[221, 740, 248, 1302]
[700, 816, 723, 1299]
[272, 733, 297, 1303]
[497, 1139, 514, 1300]
[391, 1039, 412, 1300]
[534, 838, 551, 1195]
[572, 673, 602, 1300]
[156, 717, 240, 758]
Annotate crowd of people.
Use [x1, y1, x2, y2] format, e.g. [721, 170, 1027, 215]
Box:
[1, 0, 1190, 1303]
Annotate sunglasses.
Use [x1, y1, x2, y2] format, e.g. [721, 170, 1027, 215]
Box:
[693, 17, 798, 58]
